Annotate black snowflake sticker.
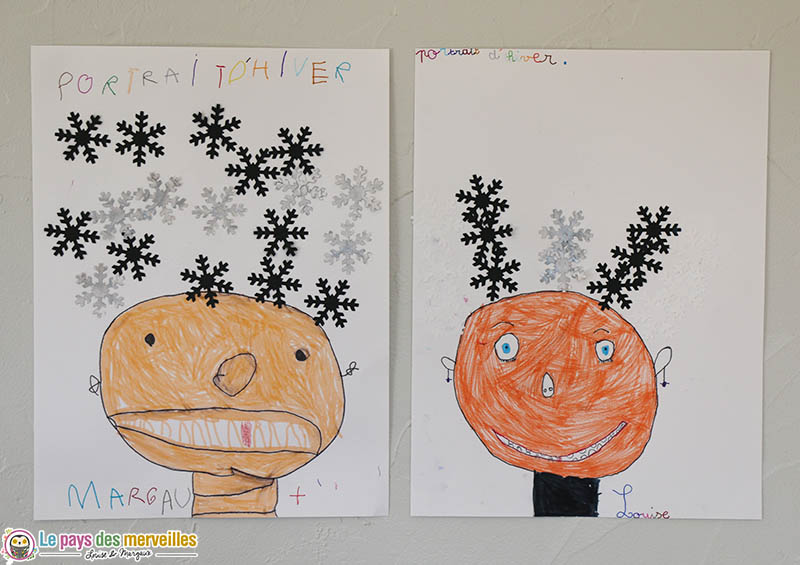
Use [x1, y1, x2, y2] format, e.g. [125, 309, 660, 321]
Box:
[456, 174, 520, 302]
[254, 208, 309, 257]
[587, 205, 681, 310]
[268, 126, 324, 176]
[304, 278, 359, 328]
[456, 174, 509, 230]
[189, 103, 241, 159]
[107, 233, 161, 281]
[225, 146, 279, 196]
[588, 262, 639, 310]
[470, 241, 521, 302]
[43, 207, 99, 259]
[54, 112, 110, 164]
[181, 255, 234, 308]
[115, 111, 166, 167]
[248, 256, 301, 308]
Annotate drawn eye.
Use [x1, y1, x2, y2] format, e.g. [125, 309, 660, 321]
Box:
[494, 333, 519, 362]
[295, 348, 309, 362]
[595, 339, 615, 362]
[144, 333, 155, 347]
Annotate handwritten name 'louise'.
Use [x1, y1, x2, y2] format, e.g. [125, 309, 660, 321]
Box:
[416, 48, 564, 66]
[613, 484, 670, 519]
[56, 50, 353, 101]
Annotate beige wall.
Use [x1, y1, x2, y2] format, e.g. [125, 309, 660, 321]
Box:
[1, 1, 798, 562]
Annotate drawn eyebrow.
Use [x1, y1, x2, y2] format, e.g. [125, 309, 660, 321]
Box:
[593, 328, 610, 334]
[492, 321, 514, 329]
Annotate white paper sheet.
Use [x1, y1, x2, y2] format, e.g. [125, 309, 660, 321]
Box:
[412, 49, 768, 519]
[33, 46, 389, 519]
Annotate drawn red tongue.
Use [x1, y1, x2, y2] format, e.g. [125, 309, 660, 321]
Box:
[241, 422, 252, 447]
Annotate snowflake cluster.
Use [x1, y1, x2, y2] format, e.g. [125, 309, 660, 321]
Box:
[587, 205, 681, 310]
[48, 105, 368, 330]
[54, 110, 169, 167]
[44, 170, 193, 317]
[456, 174, 520, 302]
[323, 165, 383, 276]
[539, 209, 593, 291]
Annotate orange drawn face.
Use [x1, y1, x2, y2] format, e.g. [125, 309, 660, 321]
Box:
[454, 291, 656, 478]
[101, 293, 344, 479]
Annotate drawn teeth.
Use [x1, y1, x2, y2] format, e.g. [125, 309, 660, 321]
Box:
[124, 416, 313, 451]
[495, 422, 626, 462]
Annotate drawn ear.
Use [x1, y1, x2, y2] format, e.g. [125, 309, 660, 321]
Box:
[441, 356, 456, 383]
[341, 361, 359, 377]
[654, 346, 673, 375]
[89, 374, 101, 396]
[654, 346, 673, 388]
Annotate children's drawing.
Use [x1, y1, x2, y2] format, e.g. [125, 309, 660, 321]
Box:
[413, 49, 767, 519]
[100, 293, 344, 517]
[453, 176, 677, 516]
[34, 46, 389, 519]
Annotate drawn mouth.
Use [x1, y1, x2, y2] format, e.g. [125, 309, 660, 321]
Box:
[109, 408, 321, 454]
[494, 422, 627, 463]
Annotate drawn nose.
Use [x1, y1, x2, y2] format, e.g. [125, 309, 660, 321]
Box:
[542, 372, 555, 398]
[213, 353, 257, 397]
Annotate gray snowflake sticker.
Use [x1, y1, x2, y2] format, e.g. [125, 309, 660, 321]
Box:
[539, 209, 593, 290]
[192, 186, 247, 235]
[91, 190, 137, 240]
[324, 221, 372, 274]
[332, 166, 383, 221]
[274, 167, 327, 216]
[134, 172, 188, 224]
[75, 263, 125, 317]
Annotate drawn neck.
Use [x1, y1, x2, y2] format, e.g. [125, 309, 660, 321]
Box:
[192, 472, 278, 517]
[532, 471, 600, 517]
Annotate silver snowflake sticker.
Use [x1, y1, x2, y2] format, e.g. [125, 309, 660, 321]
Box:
[75, 263, 125, 317]
[539, 209, 593, 290]
[192, 186, 247, 235]
[324, 221, 372, 274]
[332, 165, 384, 221]
[91, 190, 138, 240]
[134, 172, 188, 224]
[274, 167, 327, 216]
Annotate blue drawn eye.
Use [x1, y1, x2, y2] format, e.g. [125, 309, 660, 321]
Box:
[494, 333, 519, 362]
[595, 339, 615, 362]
